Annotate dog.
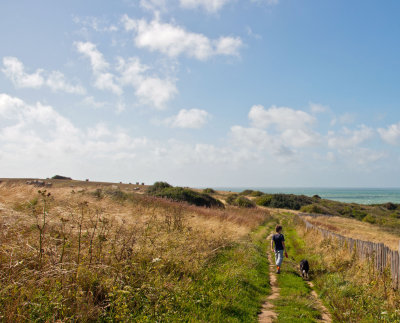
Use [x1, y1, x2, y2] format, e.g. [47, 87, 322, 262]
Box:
[299, 259, 309, 279]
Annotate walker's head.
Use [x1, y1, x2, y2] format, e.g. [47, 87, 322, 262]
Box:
[275, 225, 282, 233]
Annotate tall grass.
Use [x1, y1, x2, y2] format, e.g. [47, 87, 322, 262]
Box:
[282, 213, 400, 322]
[0, 182, 269, 321]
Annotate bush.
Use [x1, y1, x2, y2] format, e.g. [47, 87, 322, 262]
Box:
[151, 187, 224, 208]
[255, 194, 273, 206]
[255, 194, 313, 210]
[383, 202, 397, 210]
[250, 190, 264, 197]
[147, 182, 172, 194]
[235, 196, 256, 208]
[239, 190, 254, 196]
[226, 194, 255, 208]
[51, 175, 72, 180]
[203, 188, 216, 194]
[362, 214, 376, 224]
[300, 204, 327, 214]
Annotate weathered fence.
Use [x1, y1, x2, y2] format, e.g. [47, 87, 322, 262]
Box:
[299, 215, 400, 290]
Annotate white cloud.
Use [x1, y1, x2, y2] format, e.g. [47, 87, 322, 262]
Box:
[117, 57, 177, 109]
[140, 0, 167, 11]
[328, 125, 374, 149]
[75, 41, 122, 95]
[72, 16, 118, 32]
[75, 41, 109, 72]
[121, 15, 242, 60]
[246, 105, 320, 147]
[2, 56, 86, 94]
[378, 122, 400, 145]
[249, 105, 316, 130]
[164, 109, 210, 128]
[2, 56, 44, 88]
[179, 0, 231, 12]
[46, 71, 86, 94]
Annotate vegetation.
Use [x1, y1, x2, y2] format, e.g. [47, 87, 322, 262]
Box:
[226, 194, 256, 208]
[0, 181, 270, 322]
[203, 188, 216, 194]
[148, 182, 224, 208]
[280, 213, 400, 322]
[51, 175, 72, 180]
[239, 189, 264, 197]
[255, 193, 313, 210]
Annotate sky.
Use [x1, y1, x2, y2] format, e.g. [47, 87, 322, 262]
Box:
[1, 0, 400, 187]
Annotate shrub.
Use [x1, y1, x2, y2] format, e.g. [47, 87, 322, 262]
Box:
[255, 194, 313, 210]
[312, 194, 321, 200]
[203, 188, 216, 194]
[362, 214, 376, 224]
[147, 181, 172, 194]
[51, 175, 72, 180]
[300, 204, 327, 214]
[250, 190, 264, 197]
[151, 187, 224, 208]
[240, 190, 254, 196]
[255, 194, 273, 206]
[235, 196, 256, 208]
[351, 208, 368, 221]
[226, 194, 255, 208]
[383, 202, 397, 210]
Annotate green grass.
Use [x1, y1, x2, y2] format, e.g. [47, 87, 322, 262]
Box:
[108, 223, 273, 322]
[277, 213, 400, 322]
[271, 214, 322, 322]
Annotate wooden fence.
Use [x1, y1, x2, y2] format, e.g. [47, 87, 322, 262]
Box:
[299, 215, 400, 290]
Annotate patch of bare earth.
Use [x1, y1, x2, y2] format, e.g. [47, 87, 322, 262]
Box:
[307, 281, 332, 323]
[258, 237, 279, 323]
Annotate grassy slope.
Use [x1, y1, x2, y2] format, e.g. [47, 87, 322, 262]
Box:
[0, 180, 272, 322]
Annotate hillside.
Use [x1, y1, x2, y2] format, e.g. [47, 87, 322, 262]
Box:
[0, 179, 400, 322]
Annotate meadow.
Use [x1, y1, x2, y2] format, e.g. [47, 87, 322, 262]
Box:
[1, 179, 400, 322]
[0, 179, 270, 322]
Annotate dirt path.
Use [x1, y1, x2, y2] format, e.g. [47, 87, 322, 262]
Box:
[307, 281, 332, 323]
[258, 237, 279, 323]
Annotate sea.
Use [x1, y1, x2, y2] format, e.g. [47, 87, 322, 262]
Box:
[215, 188, 400, 205]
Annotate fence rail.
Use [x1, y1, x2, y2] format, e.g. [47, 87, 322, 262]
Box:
[299, 215, 400, 290]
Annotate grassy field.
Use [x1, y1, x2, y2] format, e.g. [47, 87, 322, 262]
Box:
[279, 213, 400, 322]
[2, 179, 400, 322]
[0, 179, 271, 322]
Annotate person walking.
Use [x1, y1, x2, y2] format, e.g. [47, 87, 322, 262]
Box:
[271, 225, 288, 274]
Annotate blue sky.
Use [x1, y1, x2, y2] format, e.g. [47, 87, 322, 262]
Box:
[1, 0, 400, 187]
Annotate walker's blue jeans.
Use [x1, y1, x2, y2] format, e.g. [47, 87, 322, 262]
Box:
[275, 250, 284, 267]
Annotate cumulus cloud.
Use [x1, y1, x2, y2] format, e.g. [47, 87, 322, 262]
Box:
[248, 105, 316, 130]
[164, 109, 210, 128]
[121, 15, 242, 60]
[2, 57, 85, 94]
[117, 57, 177, 109]
[2, 57, 44, 88]
[75, 41, 122, 95]
[328, 125, 374, 149]
[378, 122, 400, 145]
[46, 71, 86, 94]
[246, 105, 320, 148]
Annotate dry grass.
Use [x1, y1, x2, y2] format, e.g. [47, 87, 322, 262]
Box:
[303, 215, 400, 250]
[0, 179, 269, 321]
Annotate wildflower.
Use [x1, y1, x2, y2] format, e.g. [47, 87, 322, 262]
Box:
[152, 257, 161, 263]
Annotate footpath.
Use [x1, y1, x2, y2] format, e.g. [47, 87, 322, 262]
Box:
[258, 231, 332, 323]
